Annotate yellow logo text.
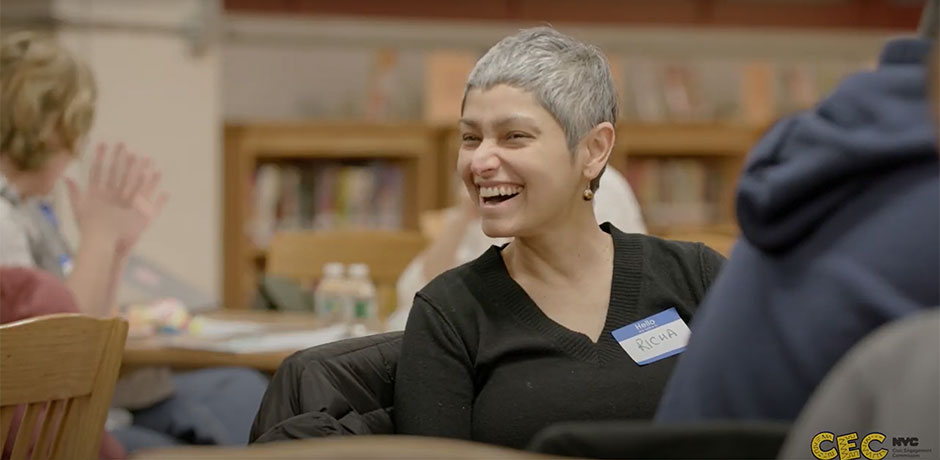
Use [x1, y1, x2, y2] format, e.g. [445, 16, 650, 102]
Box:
[812, 432, 887, 460]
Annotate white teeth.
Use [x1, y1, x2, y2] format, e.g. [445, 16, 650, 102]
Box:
[479, 185, 523, 198]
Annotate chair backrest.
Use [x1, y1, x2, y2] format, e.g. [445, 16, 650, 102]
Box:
[0, 314, 129, 460]
[266, 231, 427, 317]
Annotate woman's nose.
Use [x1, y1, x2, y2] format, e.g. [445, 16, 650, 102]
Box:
[470, 143, 500, 177]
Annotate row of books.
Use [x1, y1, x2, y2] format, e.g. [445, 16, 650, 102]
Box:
[248, 161, 404, 248]
[420, 51, 869, 125]
[227, 43, 871, 124]
[624, 158, 725, 228]
[616, 57, 869, 125]
[256, 49, 869, 125]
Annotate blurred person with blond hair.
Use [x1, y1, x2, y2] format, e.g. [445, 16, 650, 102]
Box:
[0, 31, 165, 315]
[0, 31, 267, 454]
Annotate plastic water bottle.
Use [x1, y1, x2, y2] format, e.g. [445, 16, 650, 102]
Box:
[314, 262, 346, 324]
[346, 263, 378, 336]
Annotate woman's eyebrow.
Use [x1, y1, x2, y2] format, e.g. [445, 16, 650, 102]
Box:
[458, 118, 480, 129]
[460, 115, 541, 134]
[493, 115, 539, 130]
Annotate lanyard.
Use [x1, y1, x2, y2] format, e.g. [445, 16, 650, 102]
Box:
[38, 201, 59, 229]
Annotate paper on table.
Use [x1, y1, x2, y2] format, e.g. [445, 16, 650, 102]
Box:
[167, 324, 350, 353]
[189, 317, 271, 339]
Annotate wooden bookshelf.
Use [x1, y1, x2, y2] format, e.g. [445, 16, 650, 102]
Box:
[222, 122, 439, 310]
[615, 122, 760, 157]
[223, 121, 762, 310]
[614, 122, 764, 235]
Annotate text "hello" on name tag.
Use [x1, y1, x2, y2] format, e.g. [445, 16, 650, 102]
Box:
[611, 307, 691, 366]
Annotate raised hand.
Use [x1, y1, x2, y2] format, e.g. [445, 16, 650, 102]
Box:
[65, 143, 168, 257]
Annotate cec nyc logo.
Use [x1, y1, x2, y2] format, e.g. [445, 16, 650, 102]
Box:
[811, 432, 925, 460]
[811, 432, 888, 460]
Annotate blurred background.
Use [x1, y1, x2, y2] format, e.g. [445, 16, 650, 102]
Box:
[0, 0, 925, 313]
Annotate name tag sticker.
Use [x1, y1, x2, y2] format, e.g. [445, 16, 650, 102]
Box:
[612, 307, 691, 365]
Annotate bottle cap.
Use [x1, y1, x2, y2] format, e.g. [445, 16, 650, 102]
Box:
[323, 262, 344, 277]
[348, 263, 370, 278]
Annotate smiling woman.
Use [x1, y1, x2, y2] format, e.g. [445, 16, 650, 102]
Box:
[458, 84, 605, 239]
[393, 26, 727, 450]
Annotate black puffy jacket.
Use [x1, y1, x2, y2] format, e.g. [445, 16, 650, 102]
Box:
[250, 332, 403, 443]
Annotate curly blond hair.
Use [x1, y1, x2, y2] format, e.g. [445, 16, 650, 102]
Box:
[1, 31, 96, 171]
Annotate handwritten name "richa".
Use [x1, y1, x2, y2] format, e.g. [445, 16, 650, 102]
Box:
[635, 328, 679, 351]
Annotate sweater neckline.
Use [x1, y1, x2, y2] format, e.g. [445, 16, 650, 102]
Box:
[475, 222, 645, 363]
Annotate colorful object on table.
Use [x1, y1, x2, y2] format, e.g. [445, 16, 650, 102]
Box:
[125, 298, 194, 337]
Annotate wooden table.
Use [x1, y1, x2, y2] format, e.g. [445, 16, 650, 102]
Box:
[122, 310, 321, 373]
[131, 436, 571, 460]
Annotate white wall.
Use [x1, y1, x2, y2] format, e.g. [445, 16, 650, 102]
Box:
[53, 0, 222, 303]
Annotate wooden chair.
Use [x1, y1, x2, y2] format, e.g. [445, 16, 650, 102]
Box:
[266, 231, 427, 318]
[1, 314, 129, 460]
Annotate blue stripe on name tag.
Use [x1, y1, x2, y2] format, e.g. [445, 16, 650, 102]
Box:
[611, 307, 682, 342]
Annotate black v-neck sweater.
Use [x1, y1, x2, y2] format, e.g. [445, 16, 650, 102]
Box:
[393, 223, 725, 449]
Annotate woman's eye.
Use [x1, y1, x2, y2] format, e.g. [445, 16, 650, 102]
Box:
[462, 134, 480, 142]
[508, 132, 529, 140]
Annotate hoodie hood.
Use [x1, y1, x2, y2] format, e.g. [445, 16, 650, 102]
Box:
[736, 38, 938, 252]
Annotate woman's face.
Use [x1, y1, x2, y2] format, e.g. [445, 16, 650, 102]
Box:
[458, 84, 585, 238]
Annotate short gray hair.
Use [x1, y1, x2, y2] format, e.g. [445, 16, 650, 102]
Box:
[463, 26, 617, 191]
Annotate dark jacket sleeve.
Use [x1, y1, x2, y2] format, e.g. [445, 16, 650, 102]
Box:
[394, 293, 475, 439]
[250, 332, 402, 442]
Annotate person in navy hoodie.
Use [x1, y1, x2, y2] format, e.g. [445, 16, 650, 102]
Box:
[656, 1, 940, 423]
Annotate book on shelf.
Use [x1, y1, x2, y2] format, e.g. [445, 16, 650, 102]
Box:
[775, 62, 819, 116]
[423, 50, 479, 125]
[249, 164, 281, 249]
[661, 63, 705, 122]
[621, 57, 666, 123]
[365, 49, 400, 121]
[625, 158, 722, 230]
[617, 56, 868, 125]
[248, 161, 405, 249]
[740, 61, 776, 125]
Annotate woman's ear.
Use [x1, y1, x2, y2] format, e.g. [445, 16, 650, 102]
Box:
[581, 122, 615, 182]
